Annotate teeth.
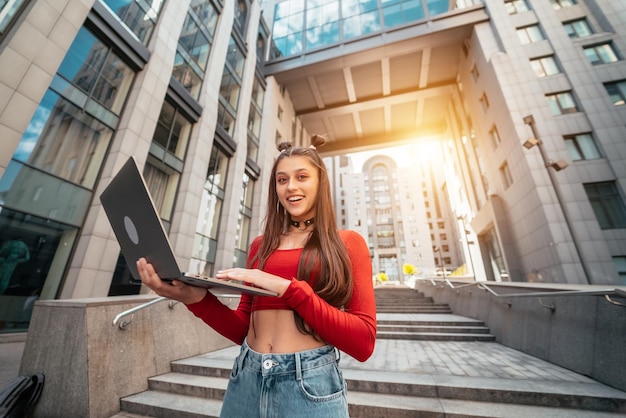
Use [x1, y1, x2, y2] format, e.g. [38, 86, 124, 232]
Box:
[288, 197, 302, 202]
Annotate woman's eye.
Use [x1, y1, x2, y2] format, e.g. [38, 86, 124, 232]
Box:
[277, 177, 287, 184]
[298, 175, 308, 181]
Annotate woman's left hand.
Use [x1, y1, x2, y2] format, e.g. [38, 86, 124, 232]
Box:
[215, 268, 291, 297]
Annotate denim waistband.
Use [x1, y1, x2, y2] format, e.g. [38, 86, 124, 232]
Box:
[237, 339, 340, 378]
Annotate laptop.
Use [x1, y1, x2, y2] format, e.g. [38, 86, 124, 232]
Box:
[99, 156, 277, 297]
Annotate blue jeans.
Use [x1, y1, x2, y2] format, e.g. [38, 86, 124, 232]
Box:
[219, 339, 349, 418]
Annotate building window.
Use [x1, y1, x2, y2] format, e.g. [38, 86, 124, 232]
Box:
[234, 172, 255, 267]
[173, 3, 220, 99]
[343, 0, 382, 39]
[517, 25, 545, 44]
[584, 43, 619, 65]
[58, 27, 135, 115]
[191, 146, 231, 275]
[479, 93, 489, 112]
[500, 162, 513, 189]
[583, 182, 626, 229]
[613, 256, 626, 285]
[143, 159, 180, 224]
[604, 80, 626, 106]
[563, 19, 592, 38]
[272, 1, 304, 56]
[102, 0, 165, 44]
[564, 133, 601, 161]
[550, 0, 578, 10]
[530, 55, 560, 77]
[505, 0, 530, 15]
[490, 125, 501, 147]
[471, 64, 479, 82]
[152, 101, 192, 161]
[381, 0, 424, 28]
[0, 0, 29, 40]
[247, 76, 265, 162]
[546, 91, 578, 115]
[234, 0, 249, 35]
[217, 35, 245, 136]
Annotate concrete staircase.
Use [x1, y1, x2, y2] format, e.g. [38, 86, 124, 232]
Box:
[375, 286, 495, 342]
[112, 286, 626, 417]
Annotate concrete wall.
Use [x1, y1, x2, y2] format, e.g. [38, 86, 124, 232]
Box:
[416, 280, 626, 392]
[19, 295, 238, 418]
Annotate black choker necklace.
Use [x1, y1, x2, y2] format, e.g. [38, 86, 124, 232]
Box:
[290, 218, 315, 231]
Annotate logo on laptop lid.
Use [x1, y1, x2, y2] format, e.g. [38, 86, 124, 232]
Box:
[124, 216, 139, 245]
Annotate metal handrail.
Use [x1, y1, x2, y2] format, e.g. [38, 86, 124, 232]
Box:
[111, 291, 243, 329]
[424, 278, 625, 308]
[112, 296, 176, 329]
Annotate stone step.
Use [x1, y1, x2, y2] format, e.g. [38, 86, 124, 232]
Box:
[376, 308, 453, 313]
[118, 364, 626, 417]
[376, 331, 496, 341]
[347, 391, 625, 418]
[375, 297, 434, 302]
[118, 388, 624, 418]
[120, 390, 221, 418]
[377, 324, 492, 334]
[378, 319, 487, 327]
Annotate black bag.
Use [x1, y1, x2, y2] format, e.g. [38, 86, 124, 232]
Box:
[0, 374, 45, 418]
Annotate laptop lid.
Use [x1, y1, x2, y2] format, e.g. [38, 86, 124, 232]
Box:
[99, 157, 278, 297]
[100, 156, 183, 283]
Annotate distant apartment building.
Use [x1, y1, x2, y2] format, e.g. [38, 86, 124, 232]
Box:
[1, 0, 625, 333]
[338, 154, 455, 281]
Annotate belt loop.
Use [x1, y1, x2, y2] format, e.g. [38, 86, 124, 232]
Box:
[295, 352, 302, 381]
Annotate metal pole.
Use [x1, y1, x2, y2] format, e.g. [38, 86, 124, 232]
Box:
[523, 115, 592, 284]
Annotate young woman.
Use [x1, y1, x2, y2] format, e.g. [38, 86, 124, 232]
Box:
[136, 134, 377, 417]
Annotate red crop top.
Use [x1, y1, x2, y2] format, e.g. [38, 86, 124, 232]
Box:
[185, 229, 377, 362]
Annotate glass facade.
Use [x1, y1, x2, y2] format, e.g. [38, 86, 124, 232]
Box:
[270, 0, 476, 58]
[0, 24, 136, 328]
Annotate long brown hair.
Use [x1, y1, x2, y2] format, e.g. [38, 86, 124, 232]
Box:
[250, 134, 354, 336]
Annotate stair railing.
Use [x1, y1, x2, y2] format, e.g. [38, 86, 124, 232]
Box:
[424, 278, 626, 310]
[112, 296, 178, 329]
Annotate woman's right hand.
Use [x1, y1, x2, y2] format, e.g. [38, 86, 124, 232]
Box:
[136, 258, 207, 305]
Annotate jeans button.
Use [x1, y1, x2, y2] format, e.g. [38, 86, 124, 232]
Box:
[263, 359, 273, 370]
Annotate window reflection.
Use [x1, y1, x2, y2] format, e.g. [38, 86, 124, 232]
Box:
[0, 208, 78, 332]
[153, 101, 191, 159]
[234, 173, 254, 266]
[173, 2, 219, 99]
[57, 27, 134, 115]
[218, 35, 245, 136]
[272, 0, 479, 58]
[12, 90, 113, 189]
[0, 0, 28, 38]
[102, 0, 165, 44]
[190, 146, 230, 275]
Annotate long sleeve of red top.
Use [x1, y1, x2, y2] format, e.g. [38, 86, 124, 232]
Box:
[185, 230, 377, 362]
